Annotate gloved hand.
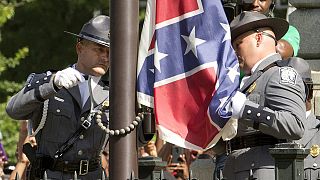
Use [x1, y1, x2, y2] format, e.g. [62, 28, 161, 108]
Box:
[54, 67, 85, 89]
[231, 91, 246, 119]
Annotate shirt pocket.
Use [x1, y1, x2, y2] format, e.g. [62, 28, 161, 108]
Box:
[248, 92, 261, 104]
[44, 99, 75, 142]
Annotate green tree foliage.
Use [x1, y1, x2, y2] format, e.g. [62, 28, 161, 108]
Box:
[0, 0, 109, 83]
[0, 99, 20, 163]
[0, 0, 30, 163]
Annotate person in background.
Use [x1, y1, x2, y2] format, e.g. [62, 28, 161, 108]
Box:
[9, 135, 36, 180]
[157, 142, 202, 180]
[6, 15, 110, 179]
[100, 144, 109, 178]
[288, 57, 320, 180]
[8, 121, 37, 180]
[145, 140, 158, 157]
[242, 0, 300, 59]
[223, 11, 306, 180]
[0, 130, 8, 180]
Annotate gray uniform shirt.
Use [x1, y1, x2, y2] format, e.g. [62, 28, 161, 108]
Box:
[6, 71, 109, 179]
[296, 113, 320, 180]
[223, 54, 306, 180]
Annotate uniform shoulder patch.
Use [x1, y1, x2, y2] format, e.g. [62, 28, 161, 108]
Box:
[279, 67, 297, 85]
[23, 72, 53, 93]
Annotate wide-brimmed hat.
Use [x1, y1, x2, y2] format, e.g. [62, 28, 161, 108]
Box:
[65, 15, 110, 47]
[230, 11, 289, 41]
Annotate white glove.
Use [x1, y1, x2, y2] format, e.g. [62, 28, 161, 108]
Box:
[231, 91, 247, 119]
[54, 67, 85, 89]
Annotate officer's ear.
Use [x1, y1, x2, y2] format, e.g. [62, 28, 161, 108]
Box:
[76, 38, 89, 54]
[76, 40, 85, 55]
[255, 32, 263, 47]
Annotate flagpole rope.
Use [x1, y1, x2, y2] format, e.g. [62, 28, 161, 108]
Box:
[95, 112, 143, 136]
[88, 76, 143, 136]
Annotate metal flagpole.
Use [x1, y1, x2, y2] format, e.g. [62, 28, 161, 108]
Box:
[109, 0, 139, 179]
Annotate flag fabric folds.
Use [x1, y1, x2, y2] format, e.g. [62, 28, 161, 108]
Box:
[137, 0, 240, 150]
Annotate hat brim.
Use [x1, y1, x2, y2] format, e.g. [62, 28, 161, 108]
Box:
[231, 18, 289, 41]
[64, 31, 110, 47]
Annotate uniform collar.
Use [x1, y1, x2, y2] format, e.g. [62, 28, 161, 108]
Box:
[252, 53, 281, 74]
[251, 53, 278, 74]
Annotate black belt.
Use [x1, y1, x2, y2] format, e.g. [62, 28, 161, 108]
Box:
[51, 158, 100, 175]
[228, 133, 286, 151]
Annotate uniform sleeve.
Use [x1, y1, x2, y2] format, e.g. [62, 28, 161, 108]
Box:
[281, 25, 300, 56]
[240, 67, 306, 140]
[6, 71, 58, 120]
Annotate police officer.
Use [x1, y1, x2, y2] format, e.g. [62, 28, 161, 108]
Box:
[222, 11, 306, 180]
[288, 57, 320, 180]
[214, 2, 301, 179]
[6, 15, 110, 179]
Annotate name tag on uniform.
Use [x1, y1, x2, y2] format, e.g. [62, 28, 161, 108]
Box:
[54, 96, 64, 102]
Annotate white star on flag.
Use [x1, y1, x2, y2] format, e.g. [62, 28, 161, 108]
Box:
[181, 26, 206, 58]
[220, 23, 231, 42]
[154, 40, 168, 73]
[227, 64, 239, 83]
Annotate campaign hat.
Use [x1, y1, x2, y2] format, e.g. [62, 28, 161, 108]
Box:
[65, 15, 110, 47]
[230, 11, 289, 41]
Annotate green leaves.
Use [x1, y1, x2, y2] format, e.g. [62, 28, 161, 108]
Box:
[0, 100, 19, 163]
[0, 4, 14, 26]
[0, 1, 31, 164]
[0, 47, 28, 73]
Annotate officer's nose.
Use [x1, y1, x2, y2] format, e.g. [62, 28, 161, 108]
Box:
[101, 48, 109, 61]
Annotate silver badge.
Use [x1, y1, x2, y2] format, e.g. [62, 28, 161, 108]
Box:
[279, 67, 297, 85]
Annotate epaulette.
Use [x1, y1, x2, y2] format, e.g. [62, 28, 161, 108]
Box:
[275, 60, 289, 67]
[23, 70, 57, 101]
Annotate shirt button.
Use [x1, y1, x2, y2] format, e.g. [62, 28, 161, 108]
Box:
[78, 150, 83, 156]
[79, 135, 84, 139]
[80, 117, 85, 121]
[247, 110, 251, 114]
[257, 113, 261, 117]
[36, 80, 40, 84]
[56, 109, 60, 113]
[44, 77, 48, 80]
[27, 84, 31, 87]
[313, 163, 317, 167]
